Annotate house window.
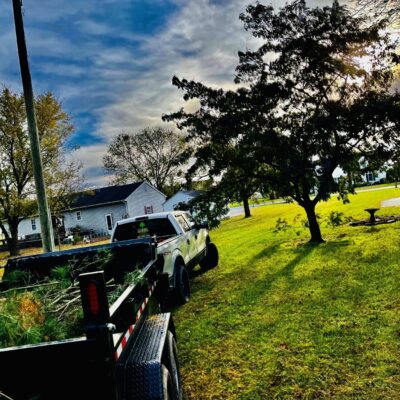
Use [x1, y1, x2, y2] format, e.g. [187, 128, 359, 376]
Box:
[144, 205, 154, 214]
[105, 214, 113, 231]
[366, 172, 374, 182]
[76, 211, 82, 221]
[31, 219, 36, 231]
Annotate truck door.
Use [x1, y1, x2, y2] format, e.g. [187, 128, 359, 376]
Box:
[184, 213, 207, 255]
[174, 214, 195, 262]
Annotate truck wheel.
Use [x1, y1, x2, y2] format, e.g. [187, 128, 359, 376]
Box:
[200, 242, 219, 271]
[173, 264, 190, 305]
[164, 331, 183, 400]
[161, 365, 175, 400]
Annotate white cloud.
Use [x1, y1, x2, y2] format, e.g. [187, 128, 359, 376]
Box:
[69, 0, 342, 185]
[1, 0, 355, 187]
[63, 0, 265, 185]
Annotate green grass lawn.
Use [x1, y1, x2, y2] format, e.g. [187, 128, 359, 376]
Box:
[173, 188, 400, 399]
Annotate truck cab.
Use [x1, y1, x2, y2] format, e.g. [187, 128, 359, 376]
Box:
[111, 211, 219, 305]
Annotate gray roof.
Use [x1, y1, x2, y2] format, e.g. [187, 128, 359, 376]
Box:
[67, 182, 144, 210]
[166, 190, 203, 201]
[182, 190, 203, 197]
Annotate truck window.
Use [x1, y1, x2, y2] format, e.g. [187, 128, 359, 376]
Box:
[184, 213, 197, 229]
[113, 219, 176, 242]
[175, 215, 190, 232]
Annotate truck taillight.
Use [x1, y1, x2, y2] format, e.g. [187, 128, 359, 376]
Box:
[87, 282, 100, 315]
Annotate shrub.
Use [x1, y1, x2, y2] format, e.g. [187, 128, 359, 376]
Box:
[72, 235, 82, 245]
[326, 211, 345, 227]
[274, 217, 291, 231]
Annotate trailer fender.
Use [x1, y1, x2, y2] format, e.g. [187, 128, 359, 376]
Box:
[116, 313, 181, 400]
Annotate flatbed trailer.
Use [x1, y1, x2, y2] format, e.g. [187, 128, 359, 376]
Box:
[0, 238, 182, 400]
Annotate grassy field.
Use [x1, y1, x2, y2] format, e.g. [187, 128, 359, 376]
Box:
[173, 188, 400, 399]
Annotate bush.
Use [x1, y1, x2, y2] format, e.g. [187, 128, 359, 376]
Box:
[72, 235, 82, 245]
[326, 211, 345, 227]
[274, 217, 291, 231]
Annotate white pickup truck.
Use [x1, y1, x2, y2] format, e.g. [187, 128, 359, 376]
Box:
[111, 211, 219, 304]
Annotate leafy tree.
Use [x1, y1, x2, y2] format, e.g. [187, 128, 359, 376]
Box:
[0, 87, 81, 255]
[355, 0, 400, 22]
[233, 0, 400, 242]
[166, 0, 400, 242]
[163, 80, 272, 219]
[176, 185, 230, 229]
[103, 127, 188, 196]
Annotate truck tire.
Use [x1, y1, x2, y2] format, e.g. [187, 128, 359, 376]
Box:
[199, 242, 219, 271]
[173, 263, 190, 305]
[161, 365, 175, 400]
[164, 331, 183, 400]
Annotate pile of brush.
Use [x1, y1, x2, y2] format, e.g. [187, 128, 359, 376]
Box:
[0, 250, 142, 348]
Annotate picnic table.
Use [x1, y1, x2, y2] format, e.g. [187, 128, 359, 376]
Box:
[364, 208, 380, 224]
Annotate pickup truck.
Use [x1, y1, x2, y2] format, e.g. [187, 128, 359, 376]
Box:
[0, 238, 183, 400]
[111, 211, 219, 305]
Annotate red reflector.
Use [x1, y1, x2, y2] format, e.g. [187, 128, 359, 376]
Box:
[87, 282, 100, 315]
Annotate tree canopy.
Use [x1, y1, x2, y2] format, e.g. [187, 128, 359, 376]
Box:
[165, 0, 400, 241]
[163, 78, 275, 219]
[0, 87, 81, 255]
[103, 126, 188, 196]
[356, 0, 400, 22]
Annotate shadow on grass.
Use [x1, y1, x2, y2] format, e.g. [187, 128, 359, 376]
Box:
[226, 243, 318, 311]
[323, 240, 353, 247]
[250, 243, 281, 263]
[265, 243, 317, 283]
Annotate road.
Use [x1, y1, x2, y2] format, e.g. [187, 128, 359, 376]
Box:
[355, 185, 397, 193]
[229, 200, 286, 217]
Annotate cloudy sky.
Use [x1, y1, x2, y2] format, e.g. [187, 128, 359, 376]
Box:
[0, 0, 334, 186]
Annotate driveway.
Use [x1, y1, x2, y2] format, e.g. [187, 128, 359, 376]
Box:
[381, 197, 400, 207]
[356, 185, 396, 193]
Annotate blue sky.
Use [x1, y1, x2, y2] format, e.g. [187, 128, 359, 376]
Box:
[0, 0, 332, 186]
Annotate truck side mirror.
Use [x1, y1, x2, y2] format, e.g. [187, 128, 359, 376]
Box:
[194, 222, 208, 230]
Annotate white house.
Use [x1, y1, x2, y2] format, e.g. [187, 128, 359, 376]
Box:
[333, 167, 386, 185]
[163, 190, 203, 212]
[362, 170, 386, 184]
[4, 181, 166, 239]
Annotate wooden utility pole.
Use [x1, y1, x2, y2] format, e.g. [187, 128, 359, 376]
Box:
[12, 0, 55, 253]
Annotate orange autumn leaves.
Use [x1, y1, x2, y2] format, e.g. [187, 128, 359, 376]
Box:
[15, 292, 44, 330]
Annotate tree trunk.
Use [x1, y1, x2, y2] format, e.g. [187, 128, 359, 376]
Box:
[304, 203, 324, 243]
[243, 196, 251, 218]
[7, 219, 20, 257]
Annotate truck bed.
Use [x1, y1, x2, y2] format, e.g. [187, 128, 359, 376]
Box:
[0, 238, 168, 400]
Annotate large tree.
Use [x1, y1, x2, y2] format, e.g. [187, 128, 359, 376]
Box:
[0, 87, 80, 256]
[234, 0, 400, 242]
[355, 0, 400, 22]
[165, 0, 400, 242]
[103, 127, 188, 196]
[164, 81, 273, 219]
